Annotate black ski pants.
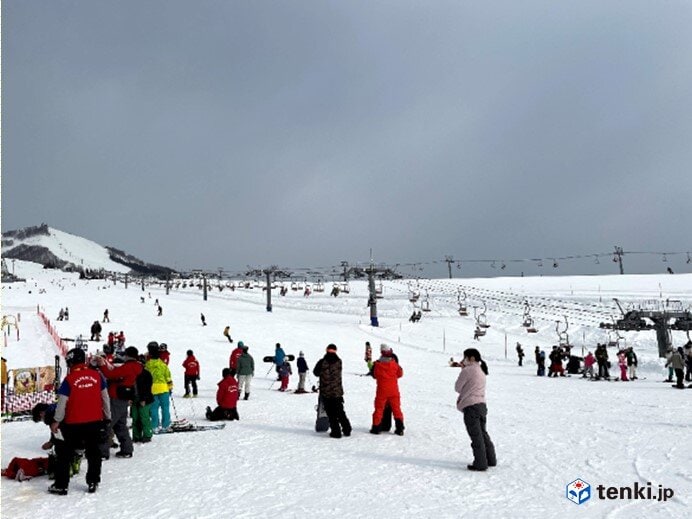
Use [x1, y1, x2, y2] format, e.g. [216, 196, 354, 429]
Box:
[184, 375, 198, 396]
[462, 403, 496, 470]
[54, 422, 103, 490]
[322, 396, 351, 435]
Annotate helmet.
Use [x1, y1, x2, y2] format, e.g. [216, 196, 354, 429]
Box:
[66, 348, 86, 367]
[159, 343, 168, 351]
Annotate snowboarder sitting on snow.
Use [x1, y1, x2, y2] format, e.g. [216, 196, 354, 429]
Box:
[296, 351, 309, 393]
[206, 368, 239, 421]
[278, 359, 292, 391]
[370, 343, 405, 436]
[30, 403, 82, 479]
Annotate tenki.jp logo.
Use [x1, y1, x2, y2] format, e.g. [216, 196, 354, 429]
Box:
[566, 479, 591, 505]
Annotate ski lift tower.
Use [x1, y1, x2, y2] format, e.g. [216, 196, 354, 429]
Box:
[365, 252, 393, 327]
[600, 298, 692, 357]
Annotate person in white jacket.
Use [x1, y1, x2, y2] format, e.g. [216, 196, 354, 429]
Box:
[454, 348, 496, 471]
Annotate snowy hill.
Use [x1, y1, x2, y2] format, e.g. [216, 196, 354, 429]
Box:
[1, 224, 174, 276]
[1, 270, 690, 518]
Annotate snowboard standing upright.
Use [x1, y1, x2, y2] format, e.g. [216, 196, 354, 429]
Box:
[315, 395, 329, 432]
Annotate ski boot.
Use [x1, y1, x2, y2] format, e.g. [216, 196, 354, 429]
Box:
[394, 419, 405, 436]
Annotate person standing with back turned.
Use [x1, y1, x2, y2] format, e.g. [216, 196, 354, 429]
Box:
[455, 348, 496, 472]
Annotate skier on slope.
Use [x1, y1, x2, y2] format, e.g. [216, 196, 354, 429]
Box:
[369, 343, 404, 436]
[583, 351, 595, 379]
[278, 359, 292, 392]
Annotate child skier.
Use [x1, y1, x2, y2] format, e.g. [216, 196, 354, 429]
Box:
[617, 351, 629, 381]
[182, 350, 200, 398]
[278, 359, 292, 392]
[583, 351, 595, 378]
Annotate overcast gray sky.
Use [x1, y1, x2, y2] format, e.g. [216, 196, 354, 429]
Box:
[3, 0, 691, 278]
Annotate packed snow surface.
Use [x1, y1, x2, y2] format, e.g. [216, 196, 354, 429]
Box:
[1, 261, 690, 518]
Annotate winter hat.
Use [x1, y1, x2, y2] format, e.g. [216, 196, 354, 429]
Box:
[380, 343, 392, 353]
[326, 344, 337, 352]
[238, 341, 244, 348]
[242, 345, 249, 352]
[125, 346, 139, 359]
[186, 349, 194, 356]
[299, 351, 304, 357]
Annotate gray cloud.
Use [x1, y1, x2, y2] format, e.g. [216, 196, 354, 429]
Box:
[3, 0, 691, 278]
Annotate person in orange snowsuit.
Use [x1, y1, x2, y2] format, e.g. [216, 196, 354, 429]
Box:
[370, 343, 405, 436]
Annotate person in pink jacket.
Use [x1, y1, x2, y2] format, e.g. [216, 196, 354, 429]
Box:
[617, 351, 629, 381]
[582, 351, 596, 379]
[454, 348, 496, 471]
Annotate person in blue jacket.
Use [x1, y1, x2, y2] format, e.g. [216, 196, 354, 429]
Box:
[274, 343, 286, 380]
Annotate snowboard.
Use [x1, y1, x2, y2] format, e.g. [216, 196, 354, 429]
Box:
[263, 355, 295, 363]
[315, 395, 329, 432]
[159, 420, 226, 433]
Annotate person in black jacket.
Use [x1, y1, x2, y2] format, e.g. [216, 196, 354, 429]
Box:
[131, 355, 154, 443]
[296, 352, 310, 394]
[313, 344, 351, 438]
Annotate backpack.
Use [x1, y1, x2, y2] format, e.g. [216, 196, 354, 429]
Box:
[134, 368, 154, 405]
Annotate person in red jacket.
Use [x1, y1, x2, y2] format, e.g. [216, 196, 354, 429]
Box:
[116, 331, 126, 347]
[94, 346, 142, 459]
[229, 342, 244, 372]
[370, 343, 405, 436]
[159, 343, 170, 365]
[182, 350, 200, 398]
[206, 368, 239, 421]
[49, 348, 111, 495]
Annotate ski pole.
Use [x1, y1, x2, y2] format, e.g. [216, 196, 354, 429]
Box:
[169, 392, 180, 422]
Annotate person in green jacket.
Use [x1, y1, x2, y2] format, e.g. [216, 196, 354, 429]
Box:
[145, 342, 173, 432]
[236, 345, 254, 400]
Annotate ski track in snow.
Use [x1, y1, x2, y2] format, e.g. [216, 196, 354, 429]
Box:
[1, 265, 690, 518]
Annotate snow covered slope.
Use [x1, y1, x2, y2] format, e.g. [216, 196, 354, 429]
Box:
[1, 270, 690, 518]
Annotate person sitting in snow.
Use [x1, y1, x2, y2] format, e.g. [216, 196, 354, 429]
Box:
[278, 359, 292, 392]
[206, 368, 239, 421]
